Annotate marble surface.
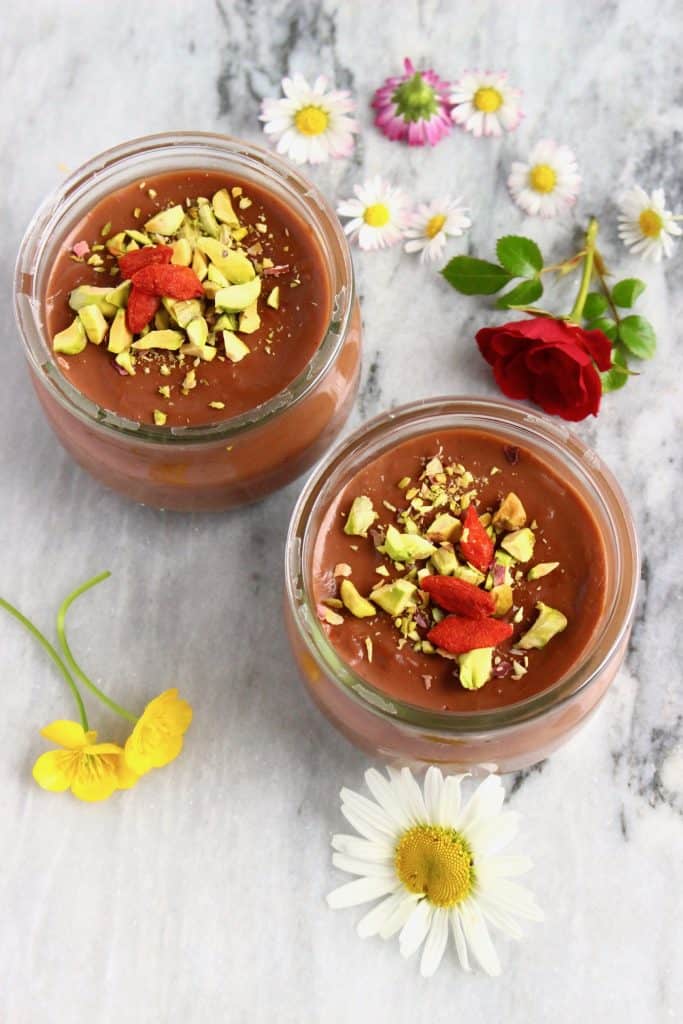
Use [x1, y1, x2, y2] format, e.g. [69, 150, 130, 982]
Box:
[1, 2, 682, 1021]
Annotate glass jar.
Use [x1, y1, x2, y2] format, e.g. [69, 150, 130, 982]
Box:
[285, 397, 639, 772]
[15, 132, 361, 511]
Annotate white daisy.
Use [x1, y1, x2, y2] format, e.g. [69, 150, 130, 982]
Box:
[327, 767, 543, 977]
[259, 73, 358, 165]
[336, 177, 411, 251]
[508, 140, 581, 218]
[450, 71, 522, 138]
[404, 196, 472, 263]
[617, 185, 682, 262]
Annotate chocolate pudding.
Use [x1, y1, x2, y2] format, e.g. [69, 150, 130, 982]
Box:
[312, 429, 607, 711]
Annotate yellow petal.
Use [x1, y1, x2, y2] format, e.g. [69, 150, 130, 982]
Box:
[116, 755, 139, 790]
[144, 689, 193, 733]
[70, 753, 120, 802]
[85, 741, 124, 755]
[32, 749, 77, 792]
[40, 720, 90, 749]
[125, 731, 183, 775]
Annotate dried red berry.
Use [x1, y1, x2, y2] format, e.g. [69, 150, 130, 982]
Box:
[459, 505, 494, 573]
[126, 287, 160, 334]
[118, 245, 173, 280]
[427, 616, 513, 655]
[421, 575, 495, 619]
[131, 264, 204, 300]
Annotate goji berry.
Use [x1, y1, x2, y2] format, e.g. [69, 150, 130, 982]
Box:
[131, 264, 204, 300]
[421, 575, 495, 619]
[459, 505, 494, 572]
[118, 245, 173, 280]
[126, 287, 160, 334]
[427, 615, 513, 655]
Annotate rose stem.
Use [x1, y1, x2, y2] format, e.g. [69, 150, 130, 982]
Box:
[0, 597, 89, 730]
[568, 217, 599, 324]
[56, 572, 138, 723]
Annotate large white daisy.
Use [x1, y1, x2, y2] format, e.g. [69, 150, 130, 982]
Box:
[260, 73, 358, 165]
[617, 185, 682, 262]
[404, 196, 472, 263]
[336, 177, 411, 251]
[327, 767, 543, 977]
[508, 140, 581, 218]
[450, 71, 522, 138]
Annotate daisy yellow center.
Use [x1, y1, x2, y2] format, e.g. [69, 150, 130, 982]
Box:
[426, 213, 447, 238]
[364, 203, 391, 228]
[395, 825, 474, 908]
[294, 105, 329, 136]
[473, 86, 503, 113]
[638, 208, 663, 238]
[528, 163, 557, 194]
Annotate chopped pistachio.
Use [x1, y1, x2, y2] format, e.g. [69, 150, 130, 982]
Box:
[343, 495, 378, 538]
[105, 280, 131, 309]
[382, 525, 436, 563]
[131, 330, 184, 351]
[397, 476, 411, 489]
[528, 561, 560, 581]
[207, 263, 229, 287]
[266, 286, 280, 310]
[158, 385, 171, 400]
[492, 492, 527, 531]
[212, 188, 240, 226]
[223, 331, 251, 363]
[452, 564, 486, 587]
[171, 238, 193, 266]
[197, 199, 221, 238]
[500, 527, 536, 563]
[153, 409, 167, 426]
[371, 579, 417, 616]
[239, 302, 261, 334]
[209, 401, 225, 410]
[147, 188, 158, 199]
[115, 350, 136, 376]
[375, 565, 390, 577]
[68, 285, 117, 319]
[53, 317, 87, 355]
[144, 205, 185, 235]
[458, 648, 494, 690]
[426, 513, 461, 543]
[364, 637, 374, 663]
[340, 580, 376, 619]
[215, 278, 262, 312]
[186, 317, 209, 349]
[107, 308, 133, 354]
[105, 232, 128, 257]
[491, 584, 514, 617]
[512, 661, 528, 679]
[182, 369, 197, 392]
[78, 304, 108, 345]
[159, 364, 172, 377]
[513, 606, 524, 624]
[518, 603, 568, 650]
[333, 563, 352, 577]
[321, 607, 344, 627]
[430, 545, 459, 577]
[192, 248, 208, 282]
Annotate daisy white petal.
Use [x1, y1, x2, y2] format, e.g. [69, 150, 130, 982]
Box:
[451, 70, 523, 138]
[403, 196, 472, 263]
[617, 184, 682, 262]
[508, 140, 580, 218]
[259, 74, 358, 165]
[336, 178, 411, 251]
[328, 768, 541, 976]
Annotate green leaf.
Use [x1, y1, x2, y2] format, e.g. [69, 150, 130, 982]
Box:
[600, 347, 630, 393]
[611, 278, 646, 309]
[441, 257, 512, 295]
[583, 292, 608, 321]
[495, 277, 543, 310]
[586, 317, 618, 342]
[496, 236, 543, 278]
[619, 315, 656, 359]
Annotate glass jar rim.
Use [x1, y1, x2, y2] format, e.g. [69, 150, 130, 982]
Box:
[285, 395, 640, 733]
[14, 131, 354, 446]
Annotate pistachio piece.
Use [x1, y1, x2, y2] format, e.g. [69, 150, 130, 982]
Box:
[430, 545, 458, 576]
[207, 263, 229, 287]
[518, 602, 568, 650]
[528, 562, 560, 581]
[68, 285, 117, 319]
[267, 286, 280, 310]
[144, 205, 185, 236]
[371, 579, 417, 616]
[453, 564, 486, 587]
[186, 317, 209, 349]
[53, 317, 87, 355]
[197, 199, 221, 238]
[163, 298, 203, 329]
[500, 527, 536, 563]
[105, 280, 131, 309]
[426, 513, 462, 543]
[382, 525, 436, 563]
[107, 308, 133, 354]
[191, 248, 209, 282]
[340, 580, 376, 619]
[458, 648, 494, 690]
[492, 492, 527, 531]
[131, 330, 184, 351]
[343, 496, 378, 538]
[153, 409, 167, 426]
[491, 584, 514, 617]
[154, 307, 171, 331]
[212, 188, 240, 226]
[105, 232, 128, 257]
[239, 301, 261, 334]
[171, 238, 193, 266]
[215, 278, 262, 313]
[78, 304, 108, 345]
[115, 350, 136, 375]
[223, 331, 250, 363]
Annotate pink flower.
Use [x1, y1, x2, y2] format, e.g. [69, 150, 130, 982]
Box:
[372, 58, 452, 147]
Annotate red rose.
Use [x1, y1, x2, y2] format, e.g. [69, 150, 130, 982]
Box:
[476, 317, 613, 422]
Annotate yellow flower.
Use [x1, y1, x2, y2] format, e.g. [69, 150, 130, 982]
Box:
[124, 689, 192, 775]
[32, 721, 136, 802]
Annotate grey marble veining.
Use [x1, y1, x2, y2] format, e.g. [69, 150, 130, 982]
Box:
[1, 2, 682, 1021]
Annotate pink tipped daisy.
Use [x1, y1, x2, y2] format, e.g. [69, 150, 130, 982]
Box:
[372, 58, 452, 147]
[508, 141, 581, 218]
[336, 177, 411, 251]
[259, 73, 359, 165]
[450, 71, 522, 138]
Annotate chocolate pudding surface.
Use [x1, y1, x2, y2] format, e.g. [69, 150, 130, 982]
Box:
[45, 169, 331, 427]
[311, 428, 608, 712]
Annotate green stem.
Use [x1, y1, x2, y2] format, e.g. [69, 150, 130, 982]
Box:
[594, 254, 621, 326]
[56, 572, 138, 724]
[568, 218, 599, 323]
[0, 597, 89, 730]
[539, 250, 586, 276]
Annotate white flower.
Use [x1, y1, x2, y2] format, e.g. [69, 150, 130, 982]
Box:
[404, 196, 472, 263]
[327, 767, 543, 977]
[336, 177, 411, 251]
[617, 186, 682, 262]
[450, 71, 522, 138]
[259, 73, 358, 165]
[508, 140, 580, 218]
